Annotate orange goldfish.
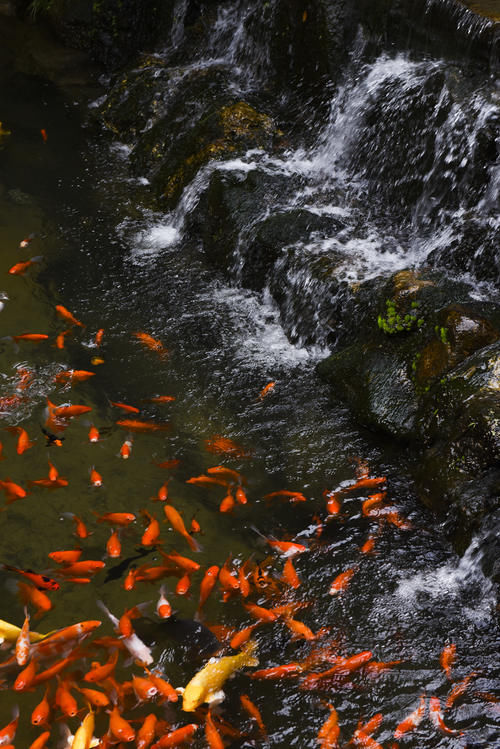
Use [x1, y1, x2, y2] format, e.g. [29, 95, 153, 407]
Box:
[0, 564, 59, 590]
[55, 304, 84, 327]
[329, 567, 356, 595]
[360, 536, 376, 554]
[120, 438, 133, 459]
[9, 333, 49, 343]
[206, 465, 242, 482]
[176, 572, 192, 595]
[0, 707, 19, 745]
[55, 679, 78, 717]
[230, 624, 259, 650]
[150, 724, 198, 748]
[52, 403, 92, 418]
[141, 510, 161, 546]
[31, 685, 51, 726]
[235, 486, 248, 504]
[282, 558, 301, 588]
[251, 663, 303, 679]
[205, 435, 252, 457]
[62, 512, 91, 538]
[48, 549, 82, 565]
[445, 671, 478, 709]
[197, 565, 219, 613]
[439, 643, 456, 679]
[160, 550, 200, 574]
[84, 649, 119, 683]
[56, 560, 105, 576]
[76, 685, 110, 708]
[54, 369, 95, 385]
[156, 585, 172, 618]
[152, 481, 169, 501]
[429, 696, 463, 736]
[106, 529, 122, 558]
[16, 581, 53, 618]
[54, 329, 71, 350]
[117, 418, 169, 432]
[243, 602, 277, 623]
[263, 489, 307, 503]
[110, 400, 140, 413]
[108, 705, 135, 742]
[90, 467, 103, 487]
[5, 426, 34, 454]
[88, 425, 100, 442]
[240, 694, 266, 735]
[317, 703, 340, 748]
[205, 710, 224, 749]
[394, 694, 426, 739]
[187, 474, 229, 488]
[219, 490, 235, 513]
[94, 512, 136, 526]
[8, 256, 42, 275]
[258, 381, 276, 400]
[163, 504, 200, 552]
[132, 331, 168, 355]
[323, 489, 342, 515]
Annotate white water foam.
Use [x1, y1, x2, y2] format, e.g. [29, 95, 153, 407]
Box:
[128, 222, 181, 261]
[206, 285, 328, 365]
[392, 535, 496, 624]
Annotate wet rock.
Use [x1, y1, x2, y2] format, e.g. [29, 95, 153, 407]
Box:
[317, 267, 500, 546]
[427, 214, 500, 286]
[317, 338, 421, 437]
[189, 168, 267, 272]
[188, 167, 299, 274]
[353, 0, 499, 69]
[36, 0, 173, 69]
[156, 101, 278, 208]
[318, 270, 500, 432]
[416, 341, 500, 547]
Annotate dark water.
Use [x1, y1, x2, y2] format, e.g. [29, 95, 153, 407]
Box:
[0, 5, 498, 748]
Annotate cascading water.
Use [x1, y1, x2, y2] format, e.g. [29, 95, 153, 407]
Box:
[112, 0, 498, 350]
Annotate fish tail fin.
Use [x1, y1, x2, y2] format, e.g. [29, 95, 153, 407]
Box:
[186, 534, 202, 553]
[242, 639, 259, 667]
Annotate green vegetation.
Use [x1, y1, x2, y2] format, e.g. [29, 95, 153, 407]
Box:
[28, 0, 53, 19]
[435, 325, 449, 344]
[377, 298, 424, 335]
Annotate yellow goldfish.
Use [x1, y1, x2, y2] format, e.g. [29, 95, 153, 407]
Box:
[71, 708, 97, 748]
[0, 618, 50, 644]
[181, 640, 259, 711]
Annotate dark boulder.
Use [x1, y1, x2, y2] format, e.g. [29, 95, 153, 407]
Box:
[317, 268, 500, 545]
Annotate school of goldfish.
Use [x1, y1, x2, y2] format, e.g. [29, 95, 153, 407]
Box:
[0, 239, 495, 748]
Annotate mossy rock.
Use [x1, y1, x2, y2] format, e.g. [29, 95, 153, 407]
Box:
[98, 65, 172, 139]
[151, 100, 279, 208]
[318, 267, 500, 437]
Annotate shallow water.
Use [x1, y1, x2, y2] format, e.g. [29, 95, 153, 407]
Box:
[0, 10, 498, 749]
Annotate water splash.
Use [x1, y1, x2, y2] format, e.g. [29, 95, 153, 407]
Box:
[394, 534, 496, 624]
